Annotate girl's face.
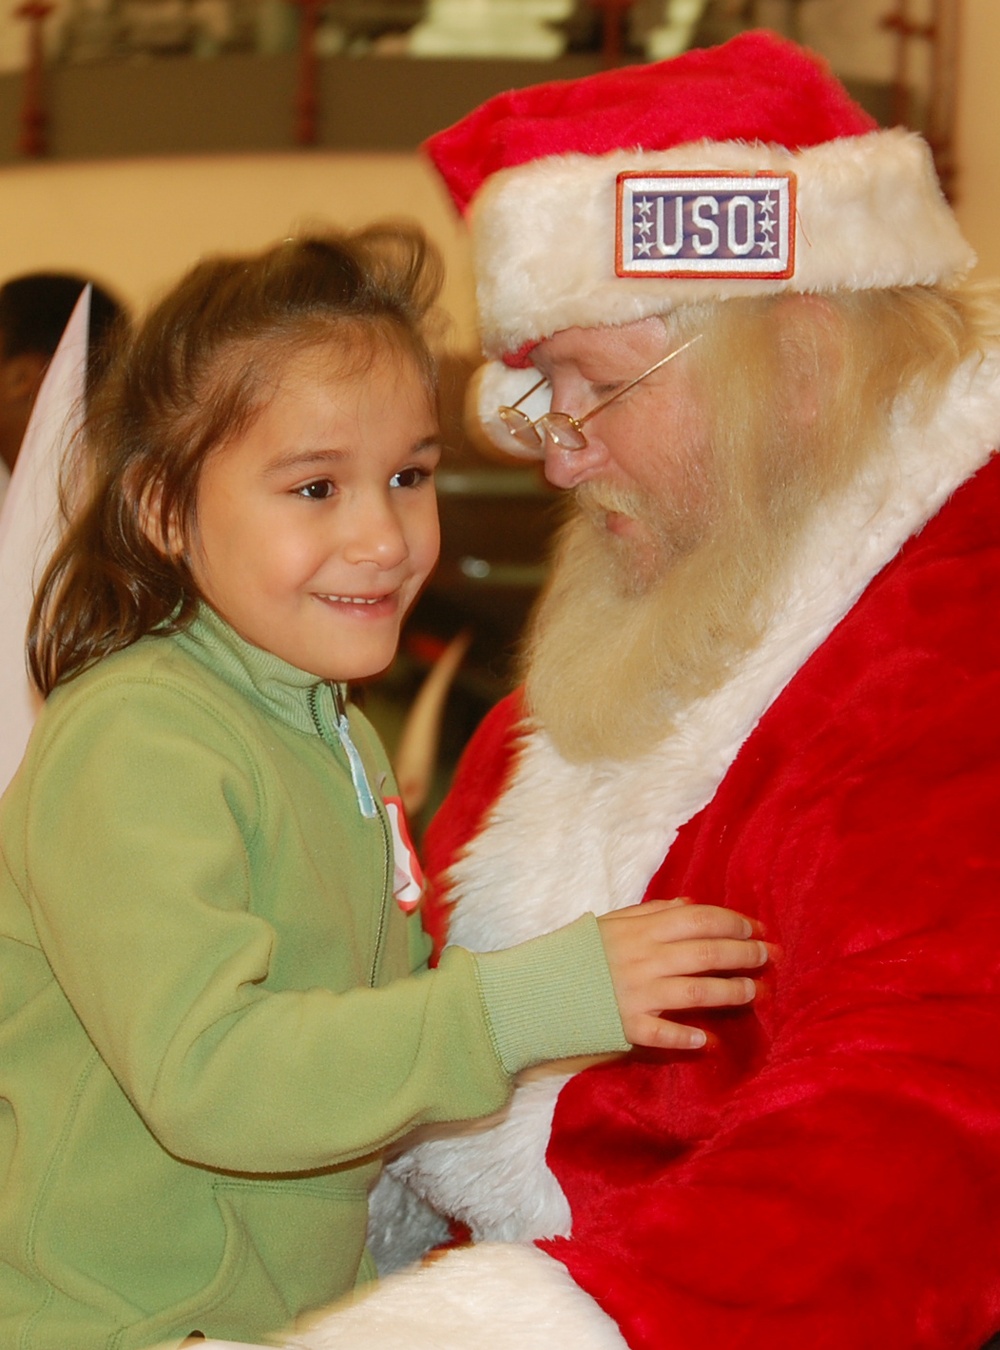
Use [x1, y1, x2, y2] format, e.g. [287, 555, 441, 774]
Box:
[187, 340, 441, 683]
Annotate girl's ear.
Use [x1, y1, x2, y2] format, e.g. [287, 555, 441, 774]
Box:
[772, 293, 845, 431]
[135, 475, 184, 558]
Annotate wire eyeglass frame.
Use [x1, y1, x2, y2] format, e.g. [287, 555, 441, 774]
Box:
[496, 334, 703, 455]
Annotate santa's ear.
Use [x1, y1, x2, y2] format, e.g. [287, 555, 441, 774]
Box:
[771, 293, 844, 431]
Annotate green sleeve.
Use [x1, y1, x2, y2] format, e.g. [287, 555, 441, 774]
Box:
[468, 912, 629, 1074]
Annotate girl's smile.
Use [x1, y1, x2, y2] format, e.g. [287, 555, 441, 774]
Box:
[314, 590, 404, 622]
[187, 339, 441, 683]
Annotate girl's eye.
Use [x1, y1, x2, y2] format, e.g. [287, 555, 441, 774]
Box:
[391, 466, 433, 490]
[297, 479, 335, 500]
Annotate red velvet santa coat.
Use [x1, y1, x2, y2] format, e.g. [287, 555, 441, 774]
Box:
[293, 350, 1000, 1350]
[420, 452, 1000, 1345]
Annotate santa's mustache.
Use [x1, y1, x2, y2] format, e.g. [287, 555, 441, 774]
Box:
[572, 478, 708, 568]
[573, 482, 655, 527]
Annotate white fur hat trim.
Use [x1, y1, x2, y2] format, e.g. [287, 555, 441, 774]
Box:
[471, 128, 975, 360]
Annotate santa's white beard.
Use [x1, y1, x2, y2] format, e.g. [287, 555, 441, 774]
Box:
[523, 480, 782, 763]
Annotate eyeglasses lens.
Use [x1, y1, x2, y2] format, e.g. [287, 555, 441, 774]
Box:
[497, 406, 543, 450]
[541, 414, 587, 450]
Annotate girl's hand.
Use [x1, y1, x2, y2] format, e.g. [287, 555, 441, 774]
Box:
[597, 898, 769, 1051]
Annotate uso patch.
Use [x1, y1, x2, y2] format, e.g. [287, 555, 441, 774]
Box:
[616, 171, 795, 280]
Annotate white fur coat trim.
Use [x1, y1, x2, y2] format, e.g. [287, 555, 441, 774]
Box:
[471, 129, 974, 358]
[292, 1244, 629, 1350]
[381, 344, 1000, 1251]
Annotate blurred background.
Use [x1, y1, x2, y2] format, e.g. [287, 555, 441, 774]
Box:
[1, 0, 997, 828]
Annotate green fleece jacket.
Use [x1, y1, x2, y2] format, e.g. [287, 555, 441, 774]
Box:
[0, 608, 627, 1350]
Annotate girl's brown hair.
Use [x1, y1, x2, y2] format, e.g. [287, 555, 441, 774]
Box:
[28, 222, 443, 696]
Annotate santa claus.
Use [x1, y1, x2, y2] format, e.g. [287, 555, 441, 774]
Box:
[238, 28, 1000, 1350]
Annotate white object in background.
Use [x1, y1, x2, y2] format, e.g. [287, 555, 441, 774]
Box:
[644, 0, 707, 59]
[407, 0, 571, 59]
[392, 628, 472, 818]
[0, 287, 89, 796]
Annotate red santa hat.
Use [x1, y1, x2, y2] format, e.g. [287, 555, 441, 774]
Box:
[424, 30, 974, 385]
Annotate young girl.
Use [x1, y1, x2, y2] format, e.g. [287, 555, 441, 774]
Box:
[0, 225, 765, 1350]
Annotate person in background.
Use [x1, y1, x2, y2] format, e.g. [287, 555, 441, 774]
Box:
[0, 271, 125, 510]
[270, 29, 1000, 1350]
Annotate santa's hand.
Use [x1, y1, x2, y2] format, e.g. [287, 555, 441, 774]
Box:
[597, 898, 768, 1050]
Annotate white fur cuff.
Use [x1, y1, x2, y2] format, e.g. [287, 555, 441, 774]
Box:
[289, 1244, 629, 1350]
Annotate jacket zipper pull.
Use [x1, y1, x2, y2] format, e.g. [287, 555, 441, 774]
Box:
[332, 685, 378, 820]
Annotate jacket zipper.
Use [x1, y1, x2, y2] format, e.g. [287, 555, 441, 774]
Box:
[307, 683, 391, 986]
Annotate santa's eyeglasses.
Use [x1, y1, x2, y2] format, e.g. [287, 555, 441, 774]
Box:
[496, 334, 702, 455]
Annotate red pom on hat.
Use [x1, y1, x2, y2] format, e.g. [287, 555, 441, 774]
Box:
[425, 31, 877, 216]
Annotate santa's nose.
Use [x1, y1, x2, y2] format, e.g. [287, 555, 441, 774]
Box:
[543, 439, 608, 489]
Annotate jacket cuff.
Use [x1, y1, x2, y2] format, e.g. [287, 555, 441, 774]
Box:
[471, 913, 629, 1075]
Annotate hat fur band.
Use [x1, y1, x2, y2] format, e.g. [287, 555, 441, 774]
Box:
[470, 127, 975, 361]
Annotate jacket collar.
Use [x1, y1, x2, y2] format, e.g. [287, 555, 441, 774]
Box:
[174, 604, 340, 736]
